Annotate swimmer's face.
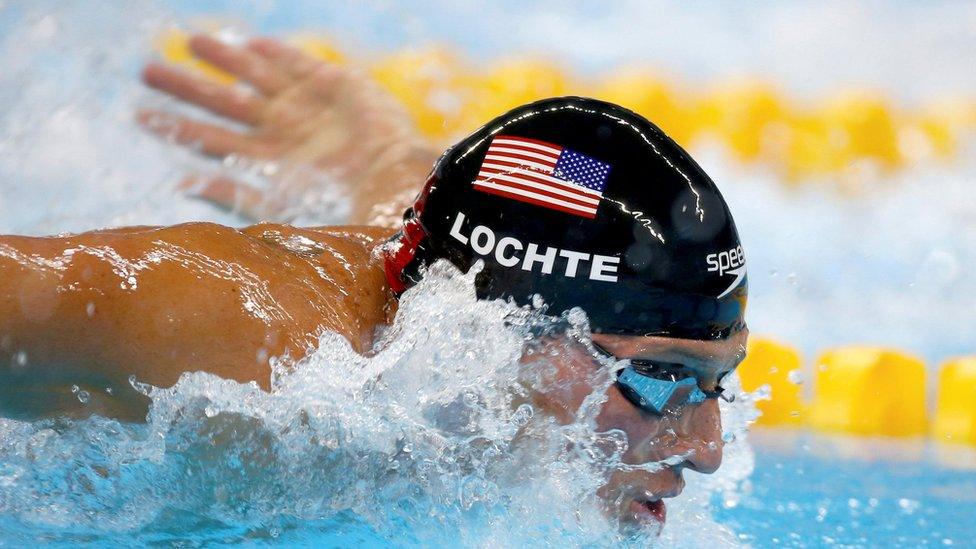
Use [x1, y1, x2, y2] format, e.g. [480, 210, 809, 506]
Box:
[524, 328, 748, 526]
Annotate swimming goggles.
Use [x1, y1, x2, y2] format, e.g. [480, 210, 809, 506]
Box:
[591, 342, 733, 415]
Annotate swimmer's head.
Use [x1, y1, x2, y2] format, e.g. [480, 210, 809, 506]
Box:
[384, 97, 747, 339]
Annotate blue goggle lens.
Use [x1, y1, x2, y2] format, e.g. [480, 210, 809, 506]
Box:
[616, 366, 707, 414]
[588, 341, 729, 415]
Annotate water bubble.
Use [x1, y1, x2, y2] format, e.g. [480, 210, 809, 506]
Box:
[898, 498, 920, 514]
[261, 162, 280, 177]
[12, 350, 28, 369]
[128, 374, 152, 396]
[511, 403, 534, 427]
[787, 369, 805, 385]
[85, 302, 96, 317]
[722, 431, 736, 443]
[77, 390, 90, 405]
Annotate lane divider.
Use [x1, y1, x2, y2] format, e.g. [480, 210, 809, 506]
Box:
[738, 339, 976, 444]
[154, 31, 976, 184]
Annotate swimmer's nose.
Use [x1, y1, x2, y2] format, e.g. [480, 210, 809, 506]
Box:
[675, 398, 724, 474]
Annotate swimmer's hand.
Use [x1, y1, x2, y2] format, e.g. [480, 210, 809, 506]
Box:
[139, 35, 438, 226]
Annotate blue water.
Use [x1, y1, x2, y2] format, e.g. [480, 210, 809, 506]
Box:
[718, 431, 976, 547]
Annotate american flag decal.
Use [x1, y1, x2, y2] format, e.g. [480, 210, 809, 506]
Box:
[473, 135, 611, 219]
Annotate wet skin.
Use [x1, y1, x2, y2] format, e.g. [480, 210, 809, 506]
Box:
[0, 223, 396, 421]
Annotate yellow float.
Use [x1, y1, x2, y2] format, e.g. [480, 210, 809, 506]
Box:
[692, 79, 787, 163]
[819, 90, 903, 172]
[289, 34, 346, 65]
[591, 69, 694, 146]
[370, 47, 478, 141]
[156, 29, 235, 84]
[736, 337, 804, 426]
[933, 357, 976, 445]
[809, 347, 927, 437]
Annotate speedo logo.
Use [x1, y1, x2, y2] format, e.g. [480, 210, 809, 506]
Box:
[706, 245, 746, 299]
[448, 211, 620, 282]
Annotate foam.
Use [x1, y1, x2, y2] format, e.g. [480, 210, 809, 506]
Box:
[0, 262, 758, 545]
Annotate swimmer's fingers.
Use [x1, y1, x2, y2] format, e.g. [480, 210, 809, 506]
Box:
[142, 63, 265, 125]
[179, 175, 269, 220]
[137, 110, 271, 158]
[188, 35, 291, 95]
[246, 38, 321, 80]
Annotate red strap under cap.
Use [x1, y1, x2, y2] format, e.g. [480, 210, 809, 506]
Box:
[383, 216, 427, 294]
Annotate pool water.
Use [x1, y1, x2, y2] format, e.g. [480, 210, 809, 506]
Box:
[718, 430, 976, 547]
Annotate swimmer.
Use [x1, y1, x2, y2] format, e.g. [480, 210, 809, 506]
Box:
[0, 36, 748, 527]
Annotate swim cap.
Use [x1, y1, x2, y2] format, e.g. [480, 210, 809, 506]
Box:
[384, 97, 747, 339]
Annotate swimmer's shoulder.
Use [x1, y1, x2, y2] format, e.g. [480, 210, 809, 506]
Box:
[240, 222, 396, 264]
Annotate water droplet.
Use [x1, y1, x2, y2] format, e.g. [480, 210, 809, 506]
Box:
[261, 162, 280, 177]
[85, 302, 95, 318]
[722, 431, 736, 443]
[76, 390, 90, 404]
[12, 350, 28, 368]
[898, 498, 920, 514]
[787, 369, 805, 385]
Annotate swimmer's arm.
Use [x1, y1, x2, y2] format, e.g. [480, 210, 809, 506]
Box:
[139, 35, 440, 227]
[0, 234, 151, 419]
[0, 225, 320, 420]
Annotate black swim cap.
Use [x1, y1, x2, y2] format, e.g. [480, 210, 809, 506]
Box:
[384, 97, 747, 339]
